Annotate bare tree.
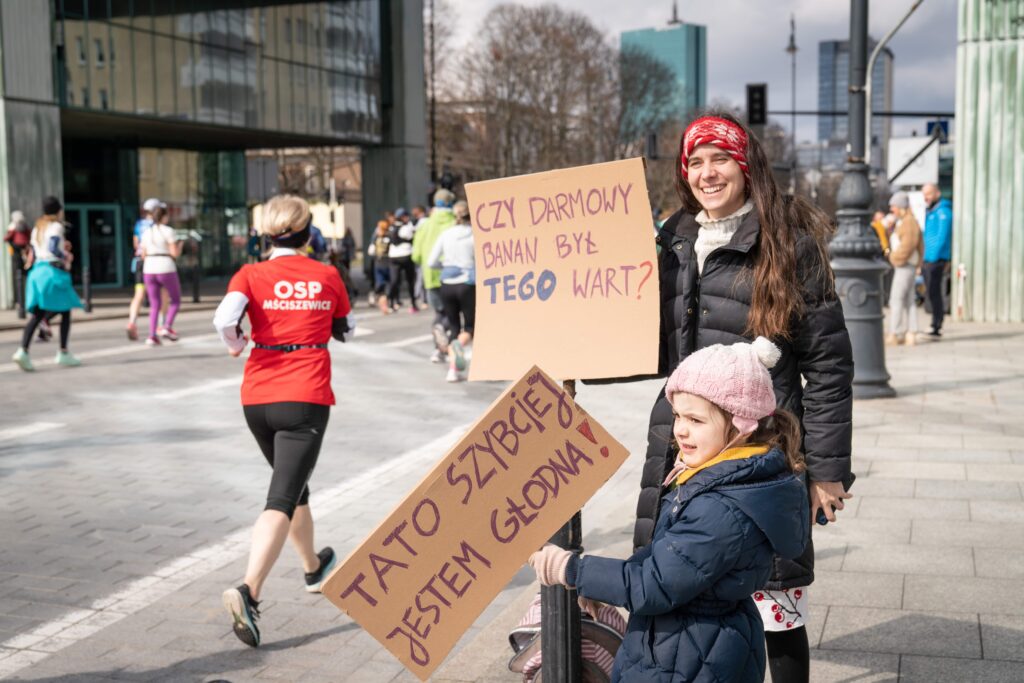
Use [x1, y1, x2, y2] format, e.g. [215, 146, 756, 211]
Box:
[457, 4, 619, 177]
[616, 46, 681, 159]
[424, 0, 457, 100]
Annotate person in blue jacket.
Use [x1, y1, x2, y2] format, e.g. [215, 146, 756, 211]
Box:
[530, 338, 811, 683]
[921, 183, 953, 337]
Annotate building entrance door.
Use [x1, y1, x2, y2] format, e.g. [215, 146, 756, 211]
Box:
[65, 204, 125, 288]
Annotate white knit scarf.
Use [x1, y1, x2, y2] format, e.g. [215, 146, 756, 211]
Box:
[694, 200, 756, 274]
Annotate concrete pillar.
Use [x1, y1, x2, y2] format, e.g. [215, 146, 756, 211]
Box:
[953, 0, 1024, 322]
[361, 0, 428, 247]
[0, 0, 63, 309]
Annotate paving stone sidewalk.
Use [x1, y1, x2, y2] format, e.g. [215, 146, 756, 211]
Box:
[429, 322, 1024, 683]
[4, 321, 1024, 682]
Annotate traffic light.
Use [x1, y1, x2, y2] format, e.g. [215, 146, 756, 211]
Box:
[746, 83, 767, 126]
[645, 131, 658, 160]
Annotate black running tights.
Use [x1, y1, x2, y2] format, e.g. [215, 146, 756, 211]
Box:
[243, 402, 330, 519]
[766, 626, 810, 683]
[22, 310, 70, 350]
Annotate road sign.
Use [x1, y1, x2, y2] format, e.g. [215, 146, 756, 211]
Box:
[926, 120, 949, 143]
[887, 137, 939, 186]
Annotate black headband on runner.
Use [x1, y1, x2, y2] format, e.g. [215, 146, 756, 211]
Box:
[270, 215, 312, 249]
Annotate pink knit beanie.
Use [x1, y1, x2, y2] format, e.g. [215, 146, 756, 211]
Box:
[665, 337, 781, 435]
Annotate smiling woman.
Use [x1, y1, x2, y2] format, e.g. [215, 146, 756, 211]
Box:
[629, 110, 855, 683]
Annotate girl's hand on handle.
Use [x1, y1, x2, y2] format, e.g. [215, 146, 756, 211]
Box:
[528, 544, 572, 587]
[809, 480, 853, 524]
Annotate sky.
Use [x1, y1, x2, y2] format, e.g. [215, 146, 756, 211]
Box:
[446, 0, 958, 144]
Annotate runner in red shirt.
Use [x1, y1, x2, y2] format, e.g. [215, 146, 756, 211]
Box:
[213, 195, 354, 648]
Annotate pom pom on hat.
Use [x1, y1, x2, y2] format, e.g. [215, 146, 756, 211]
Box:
[751, 336, 781, 369]
[665, 337, 781, 435]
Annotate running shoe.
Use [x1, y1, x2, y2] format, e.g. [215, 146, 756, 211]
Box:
[158, 327, 179, 342]
[431, 323, 450, 355]
[125, 322, 138, 341]
[304, 547, 338, 594]
[451, 339, 467, 372]
[446, 365, 462, 383]
[408, 305, 420, 314]
[12, 348, 34, 372]
[54, 351, 81, 367]
[222, 584, 261, 647]
[430, 349, 444, 364]
[37, 326, 52, 342]
[145, 336, 161, 347]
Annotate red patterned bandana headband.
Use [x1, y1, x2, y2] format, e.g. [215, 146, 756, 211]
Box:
[680, 116, 751, 182]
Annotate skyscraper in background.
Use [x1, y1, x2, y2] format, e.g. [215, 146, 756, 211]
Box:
[818, 38, 894, 169]
[620, 3, 706, 120]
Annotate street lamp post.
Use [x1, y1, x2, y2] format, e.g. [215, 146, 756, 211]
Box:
[830, 0, 895, 399]
[429, 0, 437, 184]
[786, 15, 798, 195]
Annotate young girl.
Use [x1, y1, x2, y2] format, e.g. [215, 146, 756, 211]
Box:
[530, 338, 810, 682]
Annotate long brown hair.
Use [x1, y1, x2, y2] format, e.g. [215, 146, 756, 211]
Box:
[33, 214, 61, 248]
[720, 406, 806, 474]
[676, 110, 835, 341]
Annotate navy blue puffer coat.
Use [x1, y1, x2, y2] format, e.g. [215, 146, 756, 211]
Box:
[569, 448, 808, 683]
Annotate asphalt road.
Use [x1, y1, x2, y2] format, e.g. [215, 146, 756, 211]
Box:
[0, 300, 508, 650]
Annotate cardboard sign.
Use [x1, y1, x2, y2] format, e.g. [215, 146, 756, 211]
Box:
[464, 158, 659, 381]
[321, 366, 629, 680]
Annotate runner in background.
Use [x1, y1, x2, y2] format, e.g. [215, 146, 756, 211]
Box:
[12, 196, 83, 371]
[126, 198, 168, 341]
[412, 189, 457, 363]
[387, 208, 418, 313]
[428, 200, 476, 382]
[212, 194, 354, 648]
[140, 205, 183, 346]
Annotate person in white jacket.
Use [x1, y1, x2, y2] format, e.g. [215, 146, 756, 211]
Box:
[428, 201, 475, 382]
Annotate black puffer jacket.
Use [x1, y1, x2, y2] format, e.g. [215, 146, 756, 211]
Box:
[635, 208, 854, 590]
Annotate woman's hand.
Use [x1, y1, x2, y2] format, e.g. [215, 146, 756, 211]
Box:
[809, 480, 853, 523]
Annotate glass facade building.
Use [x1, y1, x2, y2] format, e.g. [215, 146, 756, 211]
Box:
[0, 0, 426, 306]
[52, 1, 383, 281]
[620, 22, 707, 121]
[56, 1, 382, 140]
[818, 39, 893, 167]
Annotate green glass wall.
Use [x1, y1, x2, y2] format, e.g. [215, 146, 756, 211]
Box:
[953, 0, 1024, 322]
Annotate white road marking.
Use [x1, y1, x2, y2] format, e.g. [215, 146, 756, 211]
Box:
[0, 424, 468, 678]
[153, 377, 240, 401]
[0, 422, 65, 442]
[385, 333, 433, 348]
